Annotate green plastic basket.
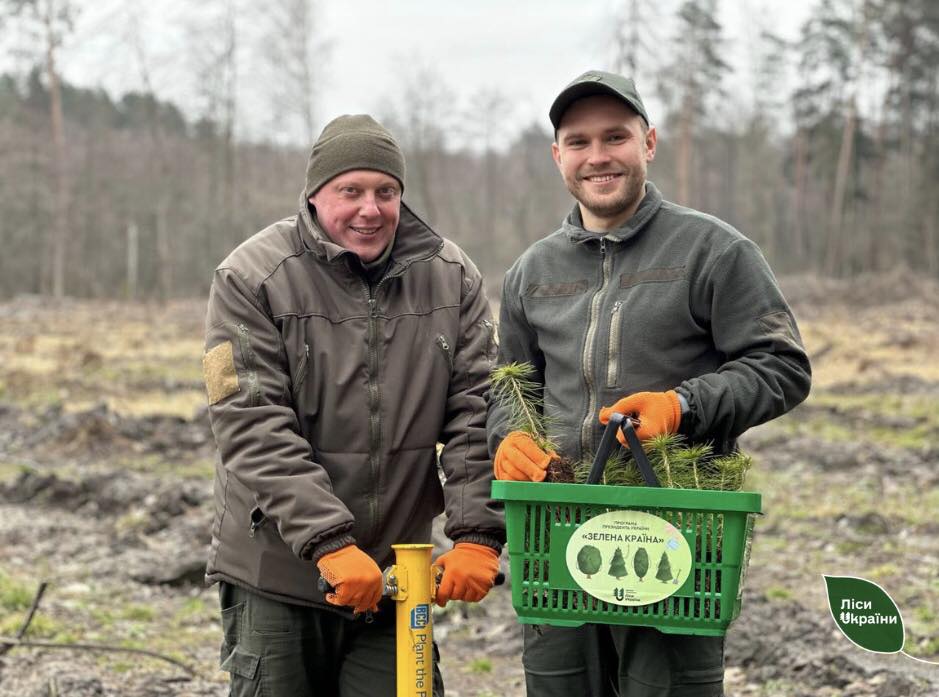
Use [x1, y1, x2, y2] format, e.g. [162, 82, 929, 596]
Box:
[491, 480, 761, 636]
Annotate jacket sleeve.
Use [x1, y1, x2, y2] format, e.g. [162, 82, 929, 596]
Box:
[676, 239, 812, 444]
[204, 267, 355, 561]
[438, 263, 505, 550]
[485, 267, 546, 457]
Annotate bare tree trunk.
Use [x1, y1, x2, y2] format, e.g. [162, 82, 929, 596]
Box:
[126, 221, 139, 300]
[826, 98, 856, 276]
[615, 0, 643, 75]
[156, 196, 172, 302]
[221, 1, 238, 250]
[924, 204, 939, 276]
[868, 86, 892, 273]
[262, 0, 319, 143]
[677, 95, 693, 207]
[413, 148, 438, 223]
[44, 0, 69, 298]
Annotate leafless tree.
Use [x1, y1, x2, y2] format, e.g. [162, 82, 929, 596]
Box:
[5, 0, 75, 297]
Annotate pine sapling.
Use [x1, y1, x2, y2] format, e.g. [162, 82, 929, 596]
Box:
[491, 362, 575, 481]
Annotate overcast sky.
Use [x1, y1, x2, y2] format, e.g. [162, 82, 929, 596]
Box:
[5, 0, 813, 146]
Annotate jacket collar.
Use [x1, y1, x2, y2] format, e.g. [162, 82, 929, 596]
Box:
[297, 190, 443, 270]
[562, 181, 663, 246]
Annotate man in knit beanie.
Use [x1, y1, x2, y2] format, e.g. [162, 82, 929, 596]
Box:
[203, 114, 504, 696]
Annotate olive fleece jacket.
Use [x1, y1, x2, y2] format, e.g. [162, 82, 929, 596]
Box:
[488, 182, 811, 463]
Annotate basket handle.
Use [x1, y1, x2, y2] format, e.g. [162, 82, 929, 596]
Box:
[586, 412, 661, 487]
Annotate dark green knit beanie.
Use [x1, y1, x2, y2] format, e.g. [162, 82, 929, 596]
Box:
[304, 114, 406, 197]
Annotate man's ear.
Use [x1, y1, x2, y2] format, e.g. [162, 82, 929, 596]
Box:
[551, 141, 562, 171]
[644, 126, 657, 162]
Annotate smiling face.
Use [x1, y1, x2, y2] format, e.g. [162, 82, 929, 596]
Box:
[551, 95, 657, 231]
[309, 170, 402, 262]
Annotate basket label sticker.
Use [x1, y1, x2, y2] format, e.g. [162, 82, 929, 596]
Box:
[565, 509, 692, 606]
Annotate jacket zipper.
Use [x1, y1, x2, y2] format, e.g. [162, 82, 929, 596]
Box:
[606, 301, 623, 388]
[237, 323, 262, 407]
[357, 262, 410, 542]
[359, 276, 385, 542]
[481, 319, 496, 359]
[248, 506, 267, 538]
[435, 334, 453, 371]
[292, 342, 310, 402]
[581, 239, 614, 460]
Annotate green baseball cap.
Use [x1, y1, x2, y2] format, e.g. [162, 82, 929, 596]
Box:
[549, 70, 649, 129]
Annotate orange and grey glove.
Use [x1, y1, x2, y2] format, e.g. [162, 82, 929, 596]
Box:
[433, 543, 500, 607]
[599, 390, 682, 443]
[316, 545, 383, 614]
[493, 431, 558, 482]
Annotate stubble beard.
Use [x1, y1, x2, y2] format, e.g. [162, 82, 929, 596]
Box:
[570, 166, 646, 222]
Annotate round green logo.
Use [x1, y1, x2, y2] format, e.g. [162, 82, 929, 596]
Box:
[565, 510, 692, 606]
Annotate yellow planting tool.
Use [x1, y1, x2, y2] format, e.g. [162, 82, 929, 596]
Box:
[387, 544, 436, 697]
[320, 544, 504, 696]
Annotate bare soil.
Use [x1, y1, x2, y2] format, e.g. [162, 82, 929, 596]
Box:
[1, 276, 938, 696]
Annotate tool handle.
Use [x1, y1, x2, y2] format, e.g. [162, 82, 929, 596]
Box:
[433, 569, 506, 586]
[319, 570, 506, 596]
[587, 412, 660, 487]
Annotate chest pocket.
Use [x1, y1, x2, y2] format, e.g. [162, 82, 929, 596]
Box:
[606, 266, 687, 389]
[521, 279, 590, 337]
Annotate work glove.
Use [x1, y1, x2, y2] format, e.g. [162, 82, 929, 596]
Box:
[599, 390, 681, 443]
[493, 431, 558, 482]
[433, 543, 500, 607]
[316, 545, 384, 614]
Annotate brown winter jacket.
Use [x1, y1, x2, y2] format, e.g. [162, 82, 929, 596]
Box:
[203, 192, 504, 610]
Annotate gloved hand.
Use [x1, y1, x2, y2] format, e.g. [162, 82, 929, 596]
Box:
[316, 545, 383, 614]
[493, 431, 558, 482]
[599, 390, 681, 443]
[434, 543, 500, 607]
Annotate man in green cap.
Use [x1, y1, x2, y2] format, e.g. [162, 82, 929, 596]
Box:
[203, 114, 504, 696]
[488, 71, 811, 695]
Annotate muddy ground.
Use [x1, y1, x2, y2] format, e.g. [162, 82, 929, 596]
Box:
[0, 273, 938, 696]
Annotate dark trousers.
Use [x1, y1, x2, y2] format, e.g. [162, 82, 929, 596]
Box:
[218, 581, 444, 697]
[522, 623, 724, 697]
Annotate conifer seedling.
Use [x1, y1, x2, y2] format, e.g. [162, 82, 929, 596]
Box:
[492, 361, 753, 490]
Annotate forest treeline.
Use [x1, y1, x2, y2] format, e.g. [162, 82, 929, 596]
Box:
[1, 0, 938, 300]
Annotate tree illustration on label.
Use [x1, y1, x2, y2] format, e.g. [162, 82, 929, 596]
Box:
[608, 547, 628, 579]
[577, 545, 602, 578]
[633, 547, 649, 582]
[655, 550, 673, 582]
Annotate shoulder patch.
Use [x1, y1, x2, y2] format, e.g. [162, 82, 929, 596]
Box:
[758, 310, 800, 349]
[203, 341, 240, 405]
